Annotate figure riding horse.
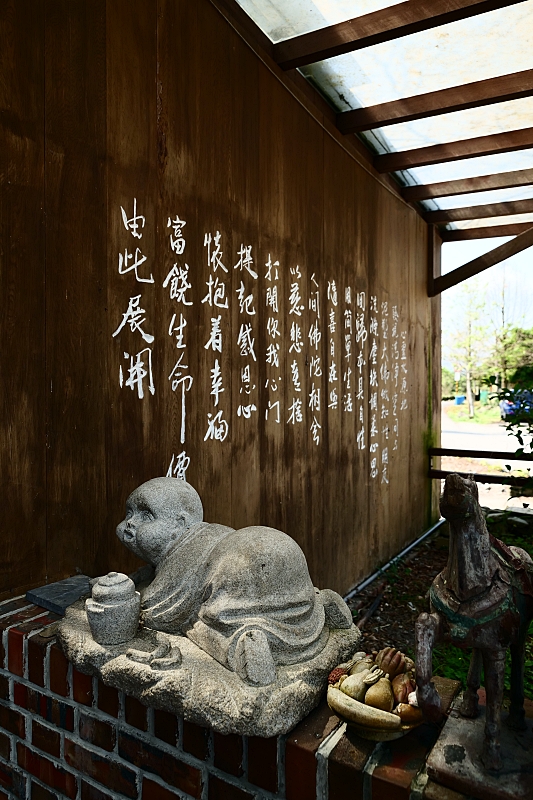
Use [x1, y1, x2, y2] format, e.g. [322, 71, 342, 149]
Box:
[415, 474, 533, 771]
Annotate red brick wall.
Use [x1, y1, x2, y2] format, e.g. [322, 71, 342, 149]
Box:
[0, 597, 457, 800]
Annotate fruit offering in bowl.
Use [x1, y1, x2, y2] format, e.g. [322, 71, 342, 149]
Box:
[326, 647, 424, 741]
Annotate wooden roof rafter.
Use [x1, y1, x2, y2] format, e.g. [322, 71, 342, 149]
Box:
[441, 223, 533, 240]
[424, 198, 533, 223]
[375, 127, 533, 172]
[337, 69, 533, 134]
[401, 169, 533, 201]
[273, 0, 528, 71]
[430, 225, 533, 294]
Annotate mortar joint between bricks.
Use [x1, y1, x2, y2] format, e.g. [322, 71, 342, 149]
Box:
[277, 733, 287, 797]
[9, 729, 16, 766]
[200, 763, 209, 800]
[66, 734, 144, 784]
[1, 628, 8, 671]
[91, 675, 98, 710]
[44, 640, 52, 689]
[22, 628, 29, 681]
[204, 759, 284, 800]
[241, 734, 249, 779]
[206, 727, 214, 766]
[118, 689, 125, 720]
[177, 716, 184, 754]
[147, 705, 154, 736]
[67, 659, 73, 699]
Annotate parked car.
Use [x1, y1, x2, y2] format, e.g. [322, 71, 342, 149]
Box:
[499, 390, 533, 421]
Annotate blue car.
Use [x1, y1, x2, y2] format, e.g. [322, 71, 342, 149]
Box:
[499, 391, 533, 421]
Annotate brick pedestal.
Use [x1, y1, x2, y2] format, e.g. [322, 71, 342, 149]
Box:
[0, 595, 461, 800]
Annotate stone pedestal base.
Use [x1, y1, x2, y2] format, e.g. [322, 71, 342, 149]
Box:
[58, 601, 362, 737]
[427, 695, 533, 800]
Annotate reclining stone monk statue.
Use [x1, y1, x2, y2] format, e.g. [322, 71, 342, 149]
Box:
[115, 477, 352, 686]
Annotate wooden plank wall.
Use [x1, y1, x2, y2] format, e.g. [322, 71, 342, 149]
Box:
[0, 0, 439, 598]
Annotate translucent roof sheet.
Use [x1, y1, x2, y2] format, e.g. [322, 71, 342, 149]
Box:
[237, 1, 404, 43]
[237, 0, 533, 221]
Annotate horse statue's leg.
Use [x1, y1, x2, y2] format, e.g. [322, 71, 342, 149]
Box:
[481, 648, 505, 772]
[459, 648, 482, 718]
[506, 629, 527, 731]
[415, 611, 443, 723]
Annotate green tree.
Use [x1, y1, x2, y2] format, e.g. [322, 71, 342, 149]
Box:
[445, 280, 491, 419]
[504, 327, 533, 385]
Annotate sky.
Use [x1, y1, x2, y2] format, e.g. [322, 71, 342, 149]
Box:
[441, 239, 533, 371]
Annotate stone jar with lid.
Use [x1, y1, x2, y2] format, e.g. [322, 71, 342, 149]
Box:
[86, 572, 141, 645]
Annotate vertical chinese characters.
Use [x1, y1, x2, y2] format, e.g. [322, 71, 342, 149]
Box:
[265, 255, 282, 425]
[166, 214, 193, 446]
[118, 198, 153, 284]
[327, 280, 339, 411]
[379, 301, 390, 485]
[343, 286, 353, 414]
[369, 294, 379, 478]
[355, 291, 367, 451]
[116, 199, 155, 400]
[203, 231, 229, 442]
[235, 244, 258, 420]
[400, 327, 409, 413]
[287, 265, 304, 426]
[308, 273, 322, 445]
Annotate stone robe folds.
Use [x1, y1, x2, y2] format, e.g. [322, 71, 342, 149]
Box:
[140, 523, 329, 670]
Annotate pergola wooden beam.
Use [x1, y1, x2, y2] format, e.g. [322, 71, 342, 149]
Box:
[273, 0, 527, 71]
[441, 222, 532, 240]
[402, 168, 533, 201]
[338, 69, 533, 134]
[375, 127, 533, 172]
[424, 198, 533, 223]
[430, 225, 533, 294]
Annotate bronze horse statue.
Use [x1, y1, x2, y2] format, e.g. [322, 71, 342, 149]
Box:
[415, 473, 533, 771]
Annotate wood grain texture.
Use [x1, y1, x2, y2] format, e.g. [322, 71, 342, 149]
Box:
[0, 0, 47, 593]
[0, 0, 437, 595]
[44, 0, 108, 582]
[102, 0, 159, 577]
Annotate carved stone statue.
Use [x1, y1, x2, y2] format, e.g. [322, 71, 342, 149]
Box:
[59, 478, 361, 735]
[115, 477, 351, 686]
[415, 474, 533, 771]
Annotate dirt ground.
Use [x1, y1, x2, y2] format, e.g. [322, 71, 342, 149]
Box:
[347, 500, 533, 660]
[346, 529, 450, 656]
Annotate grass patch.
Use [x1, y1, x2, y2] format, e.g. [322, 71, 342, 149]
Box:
[445, 402, 501, 424]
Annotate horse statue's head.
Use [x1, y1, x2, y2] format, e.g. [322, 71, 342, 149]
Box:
[439, 474, 495, 601]
[440, 473, 481, 522]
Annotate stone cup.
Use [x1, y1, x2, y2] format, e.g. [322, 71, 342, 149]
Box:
[86, 572, 140, 645]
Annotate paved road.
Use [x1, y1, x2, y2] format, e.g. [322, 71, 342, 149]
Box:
[440, 406, 533, 509]
[441, 409, 522, 453]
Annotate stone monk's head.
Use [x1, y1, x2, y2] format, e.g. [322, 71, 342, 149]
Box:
[116, 477, 203, 566]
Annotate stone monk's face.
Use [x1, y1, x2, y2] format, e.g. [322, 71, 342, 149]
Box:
[116, 484, 186, 567]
